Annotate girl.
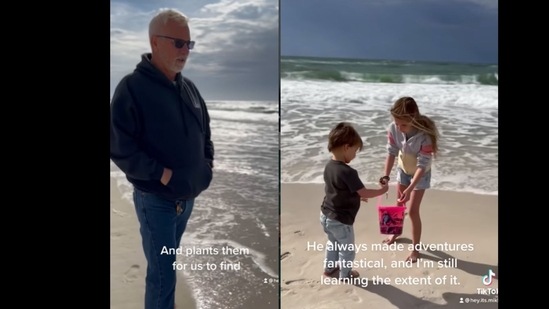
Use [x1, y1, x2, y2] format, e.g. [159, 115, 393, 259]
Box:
[380, 97, 439, 263]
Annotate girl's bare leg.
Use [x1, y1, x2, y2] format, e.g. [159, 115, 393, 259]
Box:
[406, 189, 425, 262]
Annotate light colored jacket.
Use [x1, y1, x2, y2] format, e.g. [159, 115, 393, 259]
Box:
[386, 122, 433, 175]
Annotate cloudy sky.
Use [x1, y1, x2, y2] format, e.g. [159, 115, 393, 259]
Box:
[281, 0, 498, 64]
[111, 0, 278, 100]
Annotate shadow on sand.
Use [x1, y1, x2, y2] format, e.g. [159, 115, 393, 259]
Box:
[356, 237, 498, 308]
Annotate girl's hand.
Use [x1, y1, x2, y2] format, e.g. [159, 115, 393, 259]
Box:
[397, 190, 411, 204]
[361, 197, 369, 203]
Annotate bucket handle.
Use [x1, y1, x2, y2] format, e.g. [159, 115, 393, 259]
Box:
[377, 194, 406, 207]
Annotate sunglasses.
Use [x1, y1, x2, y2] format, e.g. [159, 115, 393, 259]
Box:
[156, 35, 195, 50]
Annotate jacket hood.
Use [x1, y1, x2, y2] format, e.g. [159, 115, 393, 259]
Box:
[135, 53, 181, 88]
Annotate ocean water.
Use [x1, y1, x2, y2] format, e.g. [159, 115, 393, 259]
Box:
[281, 56, 498, 195]
[111, 100, 279, 308]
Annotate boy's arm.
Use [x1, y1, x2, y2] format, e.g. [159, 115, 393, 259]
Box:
[345, 169, 387, 200]
[357, 185, 389, 199]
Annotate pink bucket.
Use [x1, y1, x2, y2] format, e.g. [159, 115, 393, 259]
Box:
[377, 197, 406, 235]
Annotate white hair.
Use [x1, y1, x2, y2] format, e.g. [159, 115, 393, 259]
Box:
[149, 8, 189, 38]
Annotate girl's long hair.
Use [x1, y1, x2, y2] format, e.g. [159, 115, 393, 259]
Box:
[390, 97, 439, 157]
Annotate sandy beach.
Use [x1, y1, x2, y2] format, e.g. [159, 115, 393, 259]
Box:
[110, 177, 197, 309]
[280, 183, 498, 309]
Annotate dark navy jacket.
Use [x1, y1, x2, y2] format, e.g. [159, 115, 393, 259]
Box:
[110, 53, 214, 201]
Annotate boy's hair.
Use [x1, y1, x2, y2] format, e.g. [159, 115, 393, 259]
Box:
[327, 122, 364, 152]
[390, 96, 440, 156]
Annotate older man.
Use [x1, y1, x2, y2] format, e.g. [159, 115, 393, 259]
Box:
[110, 8, 214, 309]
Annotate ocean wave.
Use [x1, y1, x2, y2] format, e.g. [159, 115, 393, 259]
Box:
[208, 100, 278, 124]
[281, 56, 498, 86]
[282, 71, 498, 86]
[209, 109, 278, 124]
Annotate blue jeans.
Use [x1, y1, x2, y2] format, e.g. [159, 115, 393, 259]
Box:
[320, 212, 355, 278]
[133, 187, 195, 309]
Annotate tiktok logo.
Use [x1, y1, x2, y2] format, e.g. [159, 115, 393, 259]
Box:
[482, 269, 496, 286]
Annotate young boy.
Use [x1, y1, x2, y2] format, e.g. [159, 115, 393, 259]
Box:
[320, 122, 389, 281]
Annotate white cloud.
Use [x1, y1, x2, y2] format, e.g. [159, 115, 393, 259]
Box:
[186, 0, 278, 72]
[110, 3, 155, 86]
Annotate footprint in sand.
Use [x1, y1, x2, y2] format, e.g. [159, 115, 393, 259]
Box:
[110, 231, 123, 240]
[285, 279, 317, 287]
[343, 288, 363, 303]
[285, 279, 315, 285]
[280, 288, 296, 295]
[112, 208, 127, 217]
[281, 252, 291, 260]
[123, 265, 140, 283]
[284, 279, 306, 285]
[418, 284, 441, 302]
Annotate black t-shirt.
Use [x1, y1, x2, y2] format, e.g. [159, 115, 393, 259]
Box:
[320, 160, 365, 225]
